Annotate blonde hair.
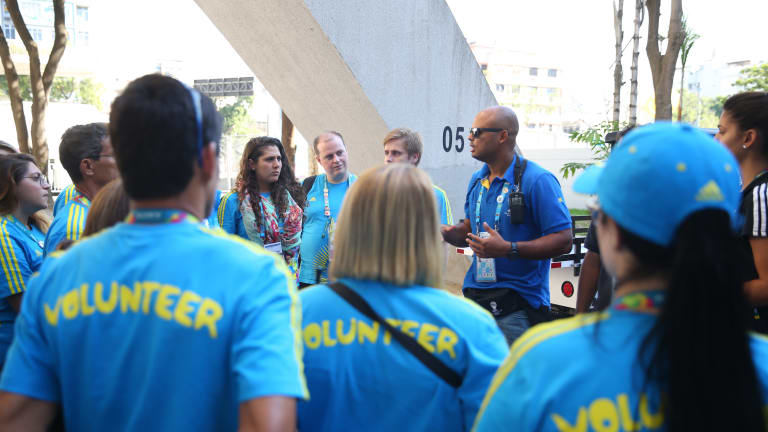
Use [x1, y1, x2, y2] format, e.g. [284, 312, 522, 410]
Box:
[383, 128, 423, 166]
[330, 164, 442, 287]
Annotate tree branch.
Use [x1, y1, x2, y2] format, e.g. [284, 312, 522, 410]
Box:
[0, 10, 30, 153]
[42, 0, 67, 93]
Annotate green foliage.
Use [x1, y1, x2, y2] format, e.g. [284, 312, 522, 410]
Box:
[0, 76, 104, 109]
[734, 63, 768, 92]
[77, 78, 104, 110]
[49, 77, 76, 101]
[216, 96, 255, 135]
[560, 121, 626, 179]
[678, 89, 719, 127]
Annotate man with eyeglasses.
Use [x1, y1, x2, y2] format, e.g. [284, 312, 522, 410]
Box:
[441, 106, 572, 344]
[44, 123, 119, 254]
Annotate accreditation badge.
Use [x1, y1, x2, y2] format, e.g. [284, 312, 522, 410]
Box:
[264, 241, 282, 255]
[476, 231, 497, 283]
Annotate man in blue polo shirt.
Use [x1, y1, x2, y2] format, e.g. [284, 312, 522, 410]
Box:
[383, 127, 453, 225]
[44, 123, 118, 254]
[442, 106, 572, 344]
[299, 131, 357, 288]
[0, 74, 307, 431]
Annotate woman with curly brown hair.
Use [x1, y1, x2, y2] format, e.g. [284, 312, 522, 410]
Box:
[219, 136, 305, 276]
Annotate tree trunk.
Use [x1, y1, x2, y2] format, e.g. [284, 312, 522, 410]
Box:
[629, 0, 643, 126]
[7, 0, 68, 173]
[612, 0, 624, 126]
[281, 110, 296, 169]
[645, 0, 684, 121]
[0, 30, 30, 154]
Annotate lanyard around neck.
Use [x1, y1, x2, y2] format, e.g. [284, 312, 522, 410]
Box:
[475, 180, 511, 233]
[126, 209, 199, 225]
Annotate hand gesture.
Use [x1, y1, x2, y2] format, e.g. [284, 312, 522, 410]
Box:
[466, 223, 510, 258]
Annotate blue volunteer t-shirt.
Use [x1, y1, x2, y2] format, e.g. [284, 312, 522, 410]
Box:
[463, 156, 571, 308]
[52, 184, 77, 217]
[299, 174, 357, 285]
[472, 290, 768, 431]
[44, 192, 90, 255]
[0, 209, 308, 432]
[0, 215, 44, 365]
[219, 191, 248, 239]
[434, 185, 453, 225]
[298, 278, 508, 432]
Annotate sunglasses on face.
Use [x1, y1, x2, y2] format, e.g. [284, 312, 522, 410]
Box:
[469, 127, 505, 138]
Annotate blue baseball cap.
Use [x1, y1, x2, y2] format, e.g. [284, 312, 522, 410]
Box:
[573, 122, 742, 246]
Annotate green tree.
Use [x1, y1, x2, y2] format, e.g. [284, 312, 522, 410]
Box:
[677, 89, 718, 127]
[734, 63, 768, 91]
[0, 75, 31, 100]
[216, 96, 254, 135]
[560, 121, 626, 179]
[77, 78, 104, 109]
[49, 77, 76, 101]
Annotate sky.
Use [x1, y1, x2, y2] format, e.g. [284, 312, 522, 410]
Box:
[86, 0, 768, 124]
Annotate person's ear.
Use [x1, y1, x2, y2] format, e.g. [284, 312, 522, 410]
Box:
[744, 129, 759, 150]
[248, 158, 257, 171]
[409, 153, 421, 165]
[80, 159, 95, 177]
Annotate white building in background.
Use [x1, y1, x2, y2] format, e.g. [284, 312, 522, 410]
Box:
[687, 57, 767, 99]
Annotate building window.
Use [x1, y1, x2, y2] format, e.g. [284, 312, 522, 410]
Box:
[548, 69, 557, 77]
[77, 6, 88, 22]
[529, 67, 538, 76]
[510, 85, 520, 94]
[29, 27, 43, 41]
[78, 31, 89, 46]
[496, 84, 505, 92]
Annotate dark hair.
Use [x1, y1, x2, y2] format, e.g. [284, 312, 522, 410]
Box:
[312, 131, 344, 155]
[0, 154, 50, 232]
[59, 123, 108, 183]
[109, 74, 222, 200]
[84, 178, 130, 236]
[236, 137, 305, 229]
[0, 140, 17, 154]
[615, 210, 765, 432]
[723, 92, 768, 158]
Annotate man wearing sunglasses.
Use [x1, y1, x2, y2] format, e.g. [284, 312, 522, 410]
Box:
[441, 106, 572, 344]
[44, 123, 119, 254]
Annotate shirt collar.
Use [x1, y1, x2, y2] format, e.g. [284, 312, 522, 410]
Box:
[480, 154, 519, 184]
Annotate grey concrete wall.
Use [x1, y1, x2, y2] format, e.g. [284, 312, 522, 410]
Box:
[193, 0, 498, 219]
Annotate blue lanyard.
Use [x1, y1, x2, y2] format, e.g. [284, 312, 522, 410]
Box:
[475, 180, 512, 233]
[126, 209, 199, 225]
[4, 215, 44, 249]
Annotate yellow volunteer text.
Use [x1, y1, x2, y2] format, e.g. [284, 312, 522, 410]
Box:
[551, 393, 663, 432]
[43, 281, 223, 338]
[303, 318, 459, 359]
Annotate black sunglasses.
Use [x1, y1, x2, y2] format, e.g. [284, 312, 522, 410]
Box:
[469, 127, 505, 138]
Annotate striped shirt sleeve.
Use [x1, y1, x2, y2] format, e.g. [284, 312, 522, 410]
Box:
[0, 221, 30, 297]
[752, 183, 768, 237]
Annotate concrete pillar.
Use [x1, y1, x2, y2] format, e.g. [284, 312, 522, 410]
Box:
[193, 0, 498, 216]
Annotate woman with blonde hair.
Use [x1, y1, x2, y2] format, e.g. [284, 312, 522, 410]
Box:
[298, 164, 508, 432]
[0, 154, 50, 368]
[219, 136, 304, 275]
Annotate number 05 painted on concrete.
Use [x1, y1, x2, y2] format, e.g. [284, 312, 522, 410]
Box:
[443, 126, 466, 153]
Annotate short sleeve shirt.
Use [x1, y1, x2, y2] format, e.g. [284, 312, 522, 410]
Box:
[463, 156, 572, 308]
[44, 192, 90, 255]
[0, 210, 308, 431]
[433, 185, 454, 225]
[52, 184, 77, 217]
[0, 215, 44, 364]
[739, 172, 768, 332]
[298, 278, 508, 432]
[583, 221, 616, 310]
[299, 174, 357, 284]
[473, 291, 768, 431]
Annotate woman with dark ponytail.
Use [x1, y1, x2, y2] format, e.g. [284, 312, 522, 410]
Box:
[219, 137, 305, 276]
[474, 123, 768, 432]
[716, 91, 768, 332]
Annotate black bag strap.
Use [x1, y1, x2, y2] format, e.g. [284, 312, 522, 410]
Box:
[513, 156, 527, 192]
[302, 175, 317, 196]
[328, 282, 463, 388]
